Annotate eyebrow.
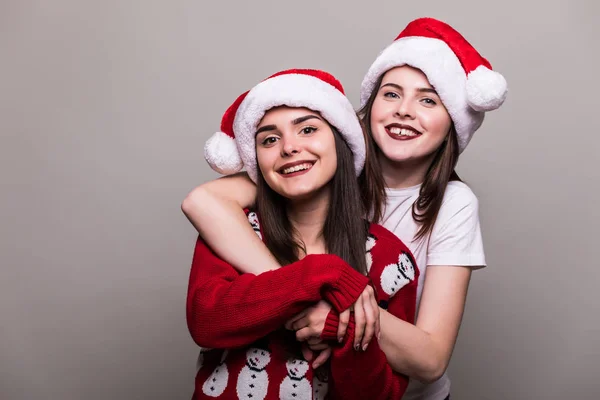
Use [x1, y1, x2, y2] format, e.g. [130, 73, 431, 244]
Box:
[381, 83, 438, 95]
[291, 115, 323, 125]
[255, 114, 323, 136]
[255, 124, 276, 135]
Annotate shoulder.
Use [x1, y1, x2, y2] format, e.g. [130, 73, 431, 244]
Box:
[442, 181, 479, 209]
[430, 181, 484, 244]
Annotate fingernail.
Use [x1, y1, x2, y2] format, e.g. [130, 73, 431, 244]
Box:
[338, 336, 343, 343]
[378, 332, 381, 341]
[362, 343, 368, 351]
[354, 343, 359, 351]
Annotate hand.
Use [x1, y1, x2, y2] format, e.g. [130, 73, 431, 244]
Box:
[301, 341, 332, 369]
[285, 300, 332, 340]
[346, 285, 380, 351]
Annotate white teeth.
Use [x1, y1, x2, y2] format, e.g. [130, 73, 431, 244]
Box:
[282, 163, 312, 175]
[389, 127, 417, 137]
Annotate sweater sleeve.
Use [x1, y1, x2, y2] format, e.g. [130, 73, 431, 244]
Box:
[186, 237, 369, 349]
[322, 313, 409, 400]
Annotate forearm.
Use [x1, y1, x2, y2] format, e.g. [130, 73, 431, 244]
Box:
[182, 183, 280, 274]
[187, 238, 369, 349]
[378, 309, 448, 383]
[378, 265, 471, 383]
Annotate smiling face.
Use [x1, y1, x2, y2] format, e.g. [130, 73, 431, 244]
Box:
[255, 106, 337, 201]
[369, 66, 453, 169]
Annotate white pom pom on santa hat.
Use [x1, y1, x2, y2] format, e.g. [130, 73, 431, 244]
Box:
[466, 65, 508, 112]
[203, 131, 243, 175]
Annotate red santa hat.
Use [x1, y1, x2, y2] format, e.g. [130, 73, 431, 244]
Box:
[204, 69, 365, 183]
[360, 17, 508, 152]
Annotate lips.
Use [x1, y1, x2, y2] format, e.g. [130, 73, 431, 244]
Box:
[278, 160, 315, 176]
[385, 123, 421, 141]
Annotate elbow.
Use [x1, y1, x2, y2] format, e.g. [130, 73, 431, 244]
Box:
[187, 307, 220, 349]
[188, 326, 216, 349]
[416, 359, 447, 384]
[181, 186, 208, 217]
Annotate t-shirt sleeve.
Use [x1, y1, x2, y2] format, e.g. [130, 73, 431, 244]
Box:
[427, 185, 486, 268]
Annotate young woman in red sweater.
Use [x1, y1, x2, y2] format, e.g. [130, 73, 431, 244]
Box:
[185, 18, 508, 400]
[186, 69, 419, 399]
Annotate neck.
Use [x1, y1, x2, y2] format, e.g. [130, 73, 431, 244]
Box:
[379, 153, 435, 189]
[286, 187, 330, 254]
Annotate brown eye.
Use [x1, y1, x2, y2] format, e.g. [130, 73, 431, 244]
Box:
[261, 136, 278, 145]
[301, 127, 316, 134]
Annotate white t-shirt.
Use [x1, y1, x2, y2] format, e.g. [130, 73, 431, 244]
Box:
[381, 181, 486, 400]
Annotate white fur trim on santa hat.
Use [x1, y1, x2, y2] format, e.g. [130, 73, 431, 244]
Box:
[360, 36, 485, 153]
[233, 74, 365, 183]
[204, 131, 243, 175]
[466, 65, 508, 112]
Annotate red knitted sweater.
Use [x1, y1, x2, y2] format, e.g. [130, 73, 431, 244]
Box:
[187, 212, 419, 399]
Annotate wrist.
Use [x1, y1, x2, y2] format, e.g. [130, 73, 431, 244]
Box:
[321, 311, 340, 341]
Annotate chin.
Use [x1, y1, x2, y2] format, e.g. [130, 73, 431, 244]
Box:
[279, 187, 317, 201]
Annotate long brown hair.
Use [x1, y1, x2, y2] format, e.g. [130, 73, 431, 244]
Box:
[357, 73, 462, 241]
[256, 124, 368, 275]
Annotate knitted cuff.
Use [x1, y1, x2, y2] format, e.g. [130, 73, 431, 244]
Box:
[321, 311, 340, 341]
[324, 266, 369, 313]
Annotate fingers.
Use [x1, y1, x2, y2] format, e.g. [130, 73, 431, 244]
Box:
[311, 347, 332, 369]
[337, 309, 350, 343]
[290, 315, 310, 332]
[354, 286, 379, 351]
[353, 296, 366, 351]
[306, 337, 328, 350]
[301, 344, 314, 362]
[285, 310, 307, 330]
[361, 292, 377, 351]
[307, 342, 329, 351]
[374, 299, 381, 341]
[296, 326, 318, 342]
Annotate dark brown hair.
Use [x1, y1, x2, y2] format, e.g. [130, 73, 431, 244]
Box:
[357, 73, 462, 241]
[255, 124, 368, 275]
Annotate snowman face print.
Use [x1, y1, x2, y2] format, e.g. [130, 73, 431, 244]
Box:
[246, 347, 271, 371]
[285, 358, 309, 379]
[380, 251, 416, 297]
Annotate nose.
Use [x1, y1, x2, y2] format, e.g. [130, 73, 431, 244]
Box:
[281, 135, 301, 157]
[395, 97, 416, 119]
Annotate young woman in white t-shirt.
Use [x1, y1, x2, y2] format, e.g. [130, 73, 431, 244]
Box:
[182, 18, 507, 400]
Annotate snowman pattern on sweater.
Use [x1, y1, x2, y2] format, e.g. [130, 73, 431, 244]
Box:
[279, 358, 312, 400]
[381, 251, 416, 296]
[312, 373, 328, 400]
[236, 346, 271, 400]
[366, 234, 416, 310]
[202, 350, 230, 397]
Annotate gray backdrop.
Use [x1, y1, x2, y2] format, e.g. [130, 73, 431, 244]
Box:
[1, 1, 598, 399]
